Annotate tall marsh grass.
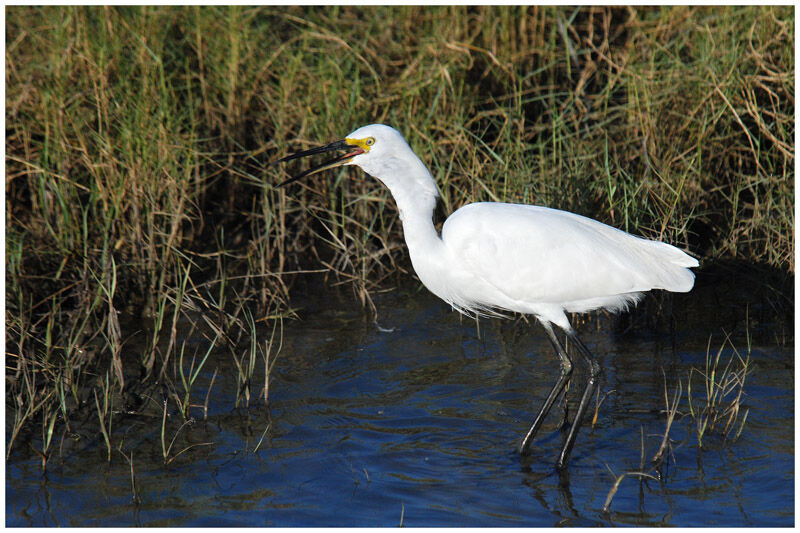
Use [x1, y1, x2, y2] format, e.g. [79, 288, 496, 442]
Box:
[5, 6, 793, 455]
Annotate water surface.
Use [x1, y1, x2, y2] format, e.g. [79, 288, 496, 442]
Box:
[5, 270, 794, 526]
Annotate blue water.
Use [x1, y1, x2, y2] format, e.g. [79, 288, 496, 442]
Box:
[5, 273, 794, 526]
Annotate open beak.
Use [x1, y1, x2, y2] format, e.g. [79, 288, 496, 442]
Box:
[270, 139, 366, 187]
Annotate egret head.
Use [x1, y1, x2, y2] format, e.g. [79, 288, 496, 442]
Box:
[272, 124, 418, 187]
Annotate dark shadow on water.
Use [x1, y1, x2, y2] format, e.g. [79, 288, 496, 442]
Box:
[5, 262, 794, 526]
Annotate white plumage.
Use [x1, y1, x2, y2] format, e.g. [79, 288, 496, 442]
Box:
[274, 123, 699, 468]
[438, 202, 697, 326]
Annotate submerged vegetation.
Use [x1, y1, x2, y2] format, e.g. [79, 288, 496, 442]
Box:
[5, 7, 793, 459]
[602, 332, 752, 514]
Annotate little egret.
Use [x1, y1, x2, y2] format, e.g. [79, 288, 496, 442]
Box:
[272, 124, 698, 469]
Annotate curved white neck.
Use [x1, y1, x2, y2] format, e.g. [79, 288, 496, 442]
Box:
[357, 153, 443, 268]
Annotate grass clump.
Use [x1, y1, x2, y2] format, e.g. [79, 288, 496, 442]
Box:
[601, 331, 752, 514]
[6, 6, 793, 459]
[688, 333, 751, 447]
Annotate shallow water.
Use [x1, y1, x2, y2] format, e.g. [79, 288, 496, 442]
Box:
[5, 271, 794, 526]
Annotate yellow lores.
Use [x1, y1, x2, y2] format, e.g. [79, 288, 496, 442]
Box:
[347, 136, 375, 151]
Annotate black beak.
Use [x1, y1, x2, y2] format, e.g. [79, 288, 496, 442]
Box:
[270, 139, 365, 187]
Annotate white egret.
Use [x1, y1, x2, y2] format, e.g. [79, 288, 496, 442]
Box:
[272, 124, 698, 469]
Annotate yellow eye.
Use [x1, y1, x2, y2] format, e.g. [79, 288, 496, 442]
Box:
[365, 137, 375, 146]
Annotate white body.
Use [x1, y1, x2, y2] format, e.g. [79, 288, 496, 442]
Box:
[344, 124, 698, 332]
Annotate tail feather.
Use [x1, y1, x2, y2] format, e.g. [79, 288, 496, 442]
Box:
[645, 240, 698, 292]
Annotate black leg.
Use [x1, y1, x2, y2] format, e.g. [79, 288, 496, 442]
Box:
[555, 330, 601, 469]
[519, 321, 573, 455]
